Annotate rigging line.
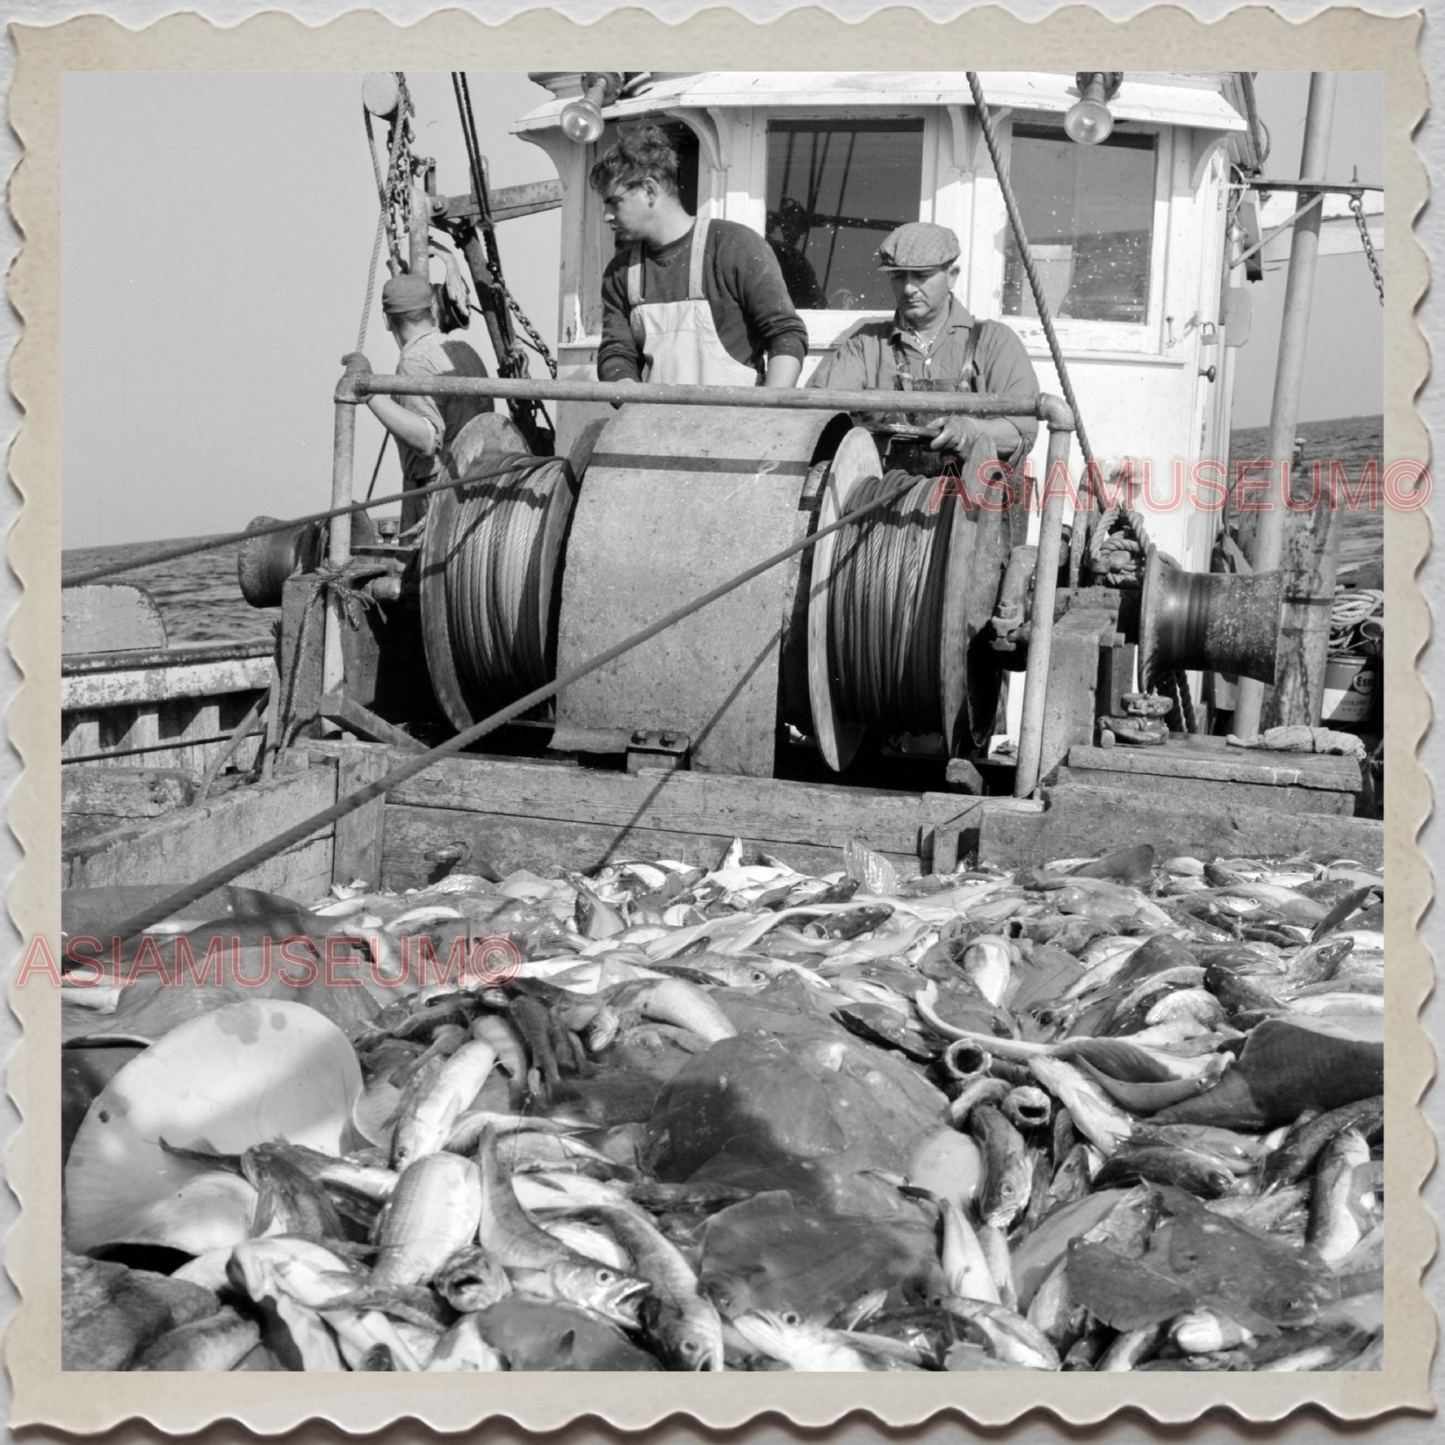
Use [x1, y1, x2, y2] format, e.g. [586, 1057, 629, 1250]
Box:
[965, 72, 1096, 485]
[63, 457, 554, 588]
[103, 472, 920, 948]
[364, 433, 390, 503]
[822, 129, 856, 298]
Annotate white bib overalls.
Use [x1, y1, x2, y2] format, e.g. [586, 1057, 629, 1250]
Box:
[626, 218, 762, 387]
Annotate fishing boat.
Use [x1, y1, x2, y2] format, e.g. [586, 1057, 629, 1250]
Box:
[61, 69, 1387, 907]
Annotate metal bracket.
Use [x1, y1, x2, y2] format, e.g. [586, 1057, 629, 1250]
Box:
[625, 729, 691, 774]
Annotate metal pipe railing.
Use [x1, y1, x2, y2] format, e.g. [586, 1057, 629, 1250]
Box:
[336, 370, 1075, 430]
[1013, 428, 1074, 800]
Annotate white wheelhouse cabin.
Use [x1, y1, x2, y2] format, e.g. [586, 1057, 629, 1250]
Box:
[516, 70, 1280, 577]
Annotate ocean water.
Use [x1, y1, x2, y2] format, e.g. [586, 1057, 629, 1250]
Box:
[61, 535, 281, 647]
[1226, 413, 1384, 576]
[64, 415, 1385, 646]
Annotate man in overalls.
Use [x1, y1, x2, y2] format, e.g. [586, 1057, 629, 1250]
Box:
[807, 222, 1039, 475]
[591, 126, 808, 389]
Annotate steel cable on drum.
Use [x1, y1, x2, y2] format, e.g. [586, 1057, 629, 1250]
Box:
[829, 469, 953, 736]
[442, 455, 561, 705]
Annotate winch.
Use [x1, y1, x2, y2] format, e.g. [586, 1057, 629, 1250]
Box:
[250, 380, 1302, 808]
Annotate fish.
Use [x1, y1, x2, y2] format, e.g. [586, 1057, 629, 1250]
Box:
[592, 1203, 725, 1370]
[730, 1310, 921, 1371]
[938, 1195, 1000, 1304]
[1027, 1056, 1135, 1157]
[1149, 1018, 1384, 1131]
[475, 1128, 646, 1324]
[612, 977, 737, 1043]
[1260, 1095, 1384, 1189]
[1308, 1128, 1372, 1263]
[433, 1245, 514, 1313]
[1092, 1144, 1237, 1199]
[1170, 1309, 1255, 1354]
[372, 1153, 483, 1288]
[241, 1142, 349, 1239]
[1000, 1086, 1052, 1132]
[390, 1038, 497, 1169]
[968, 1104, 1032, 1230]
[133, 1309, 262, 1371]
[941, 1297, 1061, 1370]
[425, 1313, 507, 1371]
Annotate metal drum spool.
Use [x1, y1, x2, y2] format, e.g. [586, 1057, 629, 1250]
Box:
[553, 403, 850, 777]
[807, 430, 1016, 770]
[236, 517, 325, 609]
[420, 414, 579, 730]
[1137, 545, 1284, 690]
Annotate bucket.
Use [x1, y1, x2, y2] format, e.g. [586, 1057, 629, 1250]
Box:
[1321, 655, 1377, 725]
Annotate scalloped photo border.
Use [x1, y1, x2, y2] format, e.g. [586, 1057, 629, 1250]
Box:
[5, 4, 1433, 1433]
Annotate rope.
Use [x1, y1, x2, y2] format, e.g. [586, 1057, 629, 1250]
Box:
[829, 469, 952, 734]
[966, 72, 1096, 482]
[357, 210, 387, 355]
[1330, 586, 1383, 656]
[103, 473, 918, 947]
[62, 459, 553, 588]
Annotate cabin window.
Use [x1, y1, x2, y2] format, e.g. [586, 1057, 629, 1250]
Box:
[1002, 125, 1158, 325]
[765, 119, 925, 311]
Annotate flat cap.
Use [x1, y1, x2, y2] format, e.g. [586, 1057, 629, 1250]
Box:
[381, 272, 435, 315]
[877, 222, 961, 271]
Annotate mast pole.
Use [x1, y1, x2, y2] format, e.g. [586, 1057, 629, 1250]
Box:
[1232, 71, 1337, 737]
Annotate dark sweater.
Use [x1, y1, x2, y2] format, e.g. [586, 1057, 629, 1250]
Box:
[597, 219, 809, 382]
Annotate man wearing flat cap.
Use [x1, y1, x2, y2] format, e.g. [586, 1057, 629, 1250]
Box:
[344, 272, 493, 532]
[808, 222, 1039, 473]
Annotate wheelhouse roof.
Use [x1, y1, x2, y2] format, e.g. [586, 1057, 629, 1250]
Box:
[514, 72, 1248, 134]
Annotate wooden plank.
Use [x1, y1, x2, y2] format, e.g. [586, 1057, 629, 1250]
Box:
[442, 178, 564, 225]
[319, 692, 427, 753]
[980, 782, 1384, 870]
[331, 746, 933, 855]
[1064, 738, 1361, 792]
[1058, 767, 1354, 816]
[61, 654, 273, 710]
[333, 744, 393, 889]
[62, 767, 196, 819]
[64, 765, 338, 899]
[381, 804, 920, 891]
[61, 584, 167, 655]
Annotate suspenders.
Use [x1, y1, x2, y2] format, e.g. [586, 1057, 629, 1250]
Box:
[890, 319, 984, 392]
[626, 217, 712, 309]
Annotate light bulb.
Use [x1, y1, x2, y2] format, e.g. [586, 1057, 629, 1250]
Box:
[1064, 98, 1114, 145]
[561, 97, 606, 145]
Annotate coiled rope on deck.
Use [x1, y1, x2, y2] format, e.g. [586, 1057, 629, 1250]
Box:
[829, 469, 952, 734]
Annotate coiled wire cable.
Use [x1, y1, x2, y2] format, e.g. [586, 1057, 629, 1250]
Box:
[828, 469, 952, 734]
[441, 456, 569, 704]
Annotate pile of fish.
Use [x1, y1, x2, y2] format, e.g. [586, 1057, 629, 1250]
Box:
[60, 839, 1385, 1373]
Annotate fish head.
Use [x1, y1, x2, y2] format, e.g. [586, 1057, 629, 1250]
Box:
[643, 1297, 725, 1371]
[548, 1258, 648, 1326]
[729, 1308, 814, 1364]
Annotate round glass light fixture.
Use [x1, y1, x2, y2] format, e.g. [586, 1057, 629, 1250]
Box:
[561, 73, 622, 145]
[1064, 72, 1123, 145]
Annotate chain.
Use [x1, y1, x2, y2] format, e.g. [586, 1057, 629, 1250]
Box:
[1350, 193, 1384, 306]
[508, 294, 558, 378]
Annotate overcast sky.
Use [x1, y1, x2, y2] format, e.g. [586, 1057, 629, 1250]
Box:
[61, 71, 1383, 549]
